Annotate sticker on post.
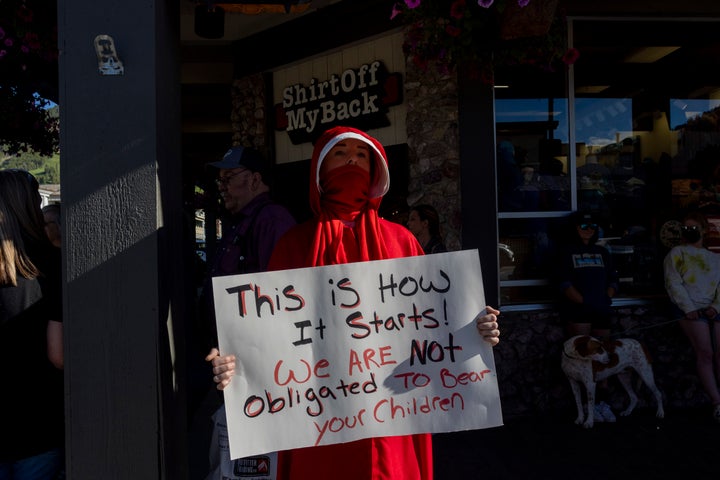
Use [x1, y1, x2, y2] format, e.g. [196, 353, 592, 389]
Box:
[94, 34, 124, 75]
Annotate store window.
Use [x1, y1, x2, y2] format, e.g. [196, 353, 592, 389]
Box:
[495, 18, 720, 306]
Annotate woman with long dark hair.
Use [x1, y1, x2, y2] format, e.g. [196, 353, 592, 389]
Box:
[407, 204, 447, 254]
[0, 169, 64, 479]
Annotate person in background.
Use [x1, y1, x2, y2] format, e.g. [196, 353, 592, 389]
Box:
[555, 210, 619, 423]
[407, 204, 447, 254]
[0, 169, 64, 479]
[663, 211, 720, 423]
[200, 146, 296, 351]
[42, 203, 62, 248]
[198, 146, 296, 480]
[207, 126, 501, 480]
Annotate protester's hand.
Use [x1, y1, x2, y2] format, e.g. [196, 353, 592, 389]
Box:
[476, 306, 500, 346]
[685, 310, 700, 321]
[205, 348, 236, 390]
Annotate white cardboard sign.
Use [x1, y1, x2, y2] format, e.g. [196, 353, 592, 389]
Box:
[213, 249, 503, 460]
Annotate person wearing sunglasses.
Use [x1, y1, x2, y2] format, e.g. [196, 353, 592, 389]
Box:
[201, 146, 297, 373]
[556, 211, 618, 339]
[199, 146, 296, 479]
[555, 210, 619, 422]
[663, 211, 720, 423]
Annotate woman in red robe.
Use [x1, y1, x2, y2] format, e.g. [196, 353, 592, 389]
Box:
[209, 126, 501, 480]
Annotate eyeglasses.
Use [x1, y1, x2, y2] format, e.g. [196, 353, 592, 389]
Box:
[681, 225, 700, 232]
[579, 223, 598, 231]
[215, 169, 249, 187]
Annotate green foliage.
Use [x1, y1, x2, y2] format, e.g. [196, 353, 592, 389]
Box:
[0, 146, 60, 184]
[0, 0, 59, 155]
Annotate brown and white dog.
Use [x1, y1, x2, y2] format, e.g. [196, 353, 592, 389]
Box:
[561, 335, 665, 428]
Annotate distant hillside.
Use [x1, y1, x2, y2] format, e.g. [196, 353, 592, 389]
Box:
[0, 105, 60, 183]
[1, 146, 60, 184]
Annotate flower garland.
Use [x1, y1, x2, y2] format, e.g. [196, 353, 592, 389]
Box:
[391, 0, 579, 81]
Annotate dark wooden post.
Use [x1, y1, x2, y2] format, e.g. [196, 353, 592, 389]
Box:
[57, 0, 187, 478]
[458, 67, 500, 307]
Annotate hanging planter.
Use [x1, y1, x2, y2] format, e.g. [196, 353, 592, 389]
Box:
[391, 0, 578, 81]
[499, 0, 559, 40]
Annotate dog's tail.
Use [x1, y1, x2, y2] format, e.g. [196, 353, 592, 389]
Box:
[635, 341, 654, 391]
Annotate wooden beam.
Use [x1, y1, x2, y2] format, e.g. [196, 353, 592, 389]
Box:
[57, 0, 187, 478]
[232, 0, 399, 76]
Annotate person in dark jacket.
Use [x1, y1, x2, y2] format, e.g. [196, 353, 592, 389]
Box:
[199, 146, 296, 480]
[555, 210, 619, 422]
[0, 169, 64, 479]
[200, 146, 296, 351]
[556, 211, 619, 340]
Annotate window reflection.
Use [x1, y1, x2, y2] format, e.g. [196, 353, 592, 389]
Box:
[495, 18, 720, 305]
[496, 97, 570, 212]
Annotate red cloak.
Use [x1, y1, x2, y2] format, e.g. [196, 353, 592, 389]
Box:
[268, 126, 431, 480]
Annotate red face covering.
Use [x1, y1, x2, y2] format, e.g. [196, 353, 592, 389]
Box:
[319, 164, 371, 223]
[307, 127, 393, 266]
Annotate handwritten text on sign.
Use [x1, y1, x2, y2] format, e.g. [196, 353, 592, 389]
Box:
[213, 249, 503, 460]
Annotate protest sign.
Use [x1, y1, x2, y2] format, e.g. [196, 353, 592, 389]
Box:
[213, 249, 503, 460]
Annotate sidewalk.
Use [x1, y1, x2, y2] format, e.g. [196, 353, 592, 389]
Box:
[433, 407, 719, 480]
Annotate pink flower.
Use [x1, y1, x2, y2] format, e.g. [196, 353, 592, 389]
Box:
[405, 0, 421, 8]
[450, 0, 466, 19]
[390, 3, 402, 19]
[4, 38, 13, 47]
[0, 50, 6, 59]
[477, 0, 494, 8]
[21, 45, 29, 53]
[562, 48, 580, 65]
[517, 0, 530, 7]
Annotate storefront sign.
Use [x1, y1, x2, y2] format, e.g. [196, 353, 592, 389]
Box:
[275, 60, 403, 144]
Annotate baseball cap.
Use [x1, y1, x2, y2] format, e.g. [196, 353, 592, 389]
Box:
[209, 146, 269, 179]
[570, 210, 598, 226]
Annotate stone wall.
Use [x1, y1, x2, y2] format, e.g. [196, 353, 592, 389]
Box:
[230, 74, 266, 151]
[495, 300, 707, 419]
[404, 62, 462, 251]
